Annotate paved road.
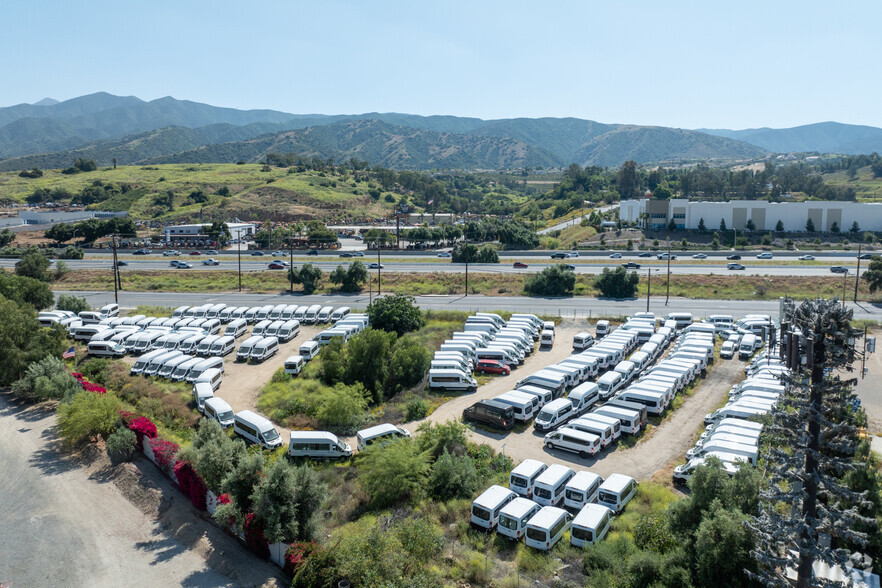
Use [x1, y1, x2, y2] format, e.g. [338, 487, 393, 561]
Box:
[53, 290, 882, 321]
[537, 204, 618, 235]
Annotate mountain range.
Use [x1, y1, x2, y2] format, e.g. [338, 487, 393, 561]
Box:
[0, 93, 879, 171]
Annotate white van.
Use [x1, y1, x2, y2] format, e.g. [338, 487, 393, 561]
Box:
[178, 333, 206, 354]
[495, 391, 537, 422]
[428, 369, 478, 393]
[252, 320, 272, 337]
[665, 312, 693, 330]
[673, 456, 740, 485]
[186, 356, 224, 383]
[330, 307, 351, 322]
[304, 304, 322, 324]
[224, 318, 248, 338]
[157, 354, 193, 379]
[687, 439, 759, 466]
[571, 504, 614, 548]
[739, 334, 758, 359]
[562, 355, 601, 380]
[573, 332, 595, 351]
[195, 367, 223, 391]
[540, 330, 555, 348]
[568, 416, 616, 448]
[596, 371, 624, 400]
[87, 340, 126, 358]
[72, 324, 111, 341]
[288, 431, 352, 459]
[243, 306, 261, 323]
[356, 423, 411, 451]
[544, 427, 601, 458]
[173, 305, 190, 318]
[277, 320, 301, 342]
[317, 329, 350, 346]
[694, 431, 761, 451]
[171, 356, 203, 381]
[206, 303, 228, 319]
[497, 498, 542, 540]
[592, 405, 642, 434]
[284, 355, 305, 375]
[617, 389, 667, 416]
[263, 320, 284, 338]
[595, 320, 610, 337]
[516, 371, 567, 398]
[532, 464, 575, 507]
[269, 304, 287, 321]
[525, 506, 572, 551]
[471, 485, 516, 530]
[237, 336, 264, 361]
[250, 336, 280, 362]
[99, 303, 120, 317]
[233, 410, 283, 449]
[218, 306, 236, 323]
[597, 473, 637, 514]
[130, 349, 166, 375]
[439, 343, 477, 362]
[255, 305, 274, 321]
[564, 471, 603, 510]
[194, 335, 220, 356]
[144, 350, 184, 377]
[514, 385, 553, 408]
[509, 459, 548, 498]
[699, 425, 763, 445]
[613, 360, 637, 384]
[193, 382, 214, 412]
[203, 397, 235, 427]
[533, 398, 575, 432]
[317, 306, 334, 322]
[299, 340, 320, 361]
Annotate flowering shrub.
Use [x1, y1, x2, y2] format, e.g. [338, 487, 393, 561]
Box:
[174, 460, 207, 511]
[148, 438, 180, 470]
[70, 372, 82, 379]
[127, 416, 157, 445]
[284, 542, 318, 577]
[118, 410, 137, 425]
[244, 512, 270, 559]
[218, 493, 232, 505]
[70, 372, 107, 394]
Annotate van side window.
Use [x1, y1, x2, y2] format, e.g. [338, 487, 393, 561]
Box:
[550, 516, 567, 538]
[238, 422, 257, 437]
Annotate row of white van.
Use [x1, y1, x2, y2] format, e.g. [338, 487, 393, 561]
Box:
[704, 350, 787, 425]
[674, 419, 766, 484]
[172, 303, 351, 325]
[129, 349, 225, 382]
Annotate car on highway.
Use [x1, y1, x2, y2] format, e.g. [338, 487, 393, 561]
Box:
[116, 260, 128, 267]
[437, 252, 452, 258]
[859, 253, 876, 260]
[562, 264, 577, 271]
[351, 251, 364, 257]
[271, 251, 283, 256]
[368, 262, 384, 269]
[726, 254, 741, 260]
[756, 252, 773, 259]
[306, 250, 319, 256]
[268, 261, 286, 270]
[638, 252, 653, 257]
[830, 266, 848, 274]
[657, 252, 677, 260]
[163, 250, 181, 256]
[513, 261, 529, 268]
[476, 359, 511, 375]
[172, 260, 192, 269]
[798, 255, 815, 261]
[133, 249, 151, 255]
[727, 262, 746, 270]
[621, 262, 641, 269]
[202, 258, 220, 266]
[205, 250, 218, 255]
[339, 252, 354, 258]
[692, 253, 707, 259]
[189, 251, 202, 256]
[551, 252, 579, 259]
[250, 251, 264, 256]
[609, 252, 622, 258]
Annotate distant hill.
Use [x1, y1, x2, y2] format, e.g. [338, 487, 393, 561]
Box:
[699, 121, 882, 155]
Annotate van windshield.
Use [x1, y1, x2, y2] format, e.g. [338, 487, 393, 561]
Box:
[262, 429, 280, 442]
[536, 409, 554, 422]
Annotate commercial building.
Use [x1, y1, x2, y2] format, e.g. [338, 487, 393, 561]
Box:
[18, 210, 128, 225]
[162, 222, 255, 244]
[620, 198, 882, 232]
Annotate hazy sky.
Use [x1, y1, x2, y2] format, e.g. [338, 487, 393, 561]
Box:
[3, 0, 880, 129]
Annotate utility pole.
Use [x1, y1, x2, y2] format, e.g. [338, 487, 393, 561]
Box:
[377, 236, 382, 297]
[854, 243, 862, 303]
[237, 236, 242, 292]
[842, 270, 848, 308]
[665, 244, 671, 304]
[288, 238, 294, 294]
[646, 268, 651, 312]
[465, 259, 469, 297]
[110, 234, 119, 304]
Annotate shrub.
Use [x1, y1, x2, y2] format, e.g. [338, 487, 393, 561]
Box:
[524, 265, 576, 296]
[388, 337, 431, 396]
[405, 398, 430, 421]
[289, 263, 322, 294]
[55, 293, 90, 314]
[56, 391, 121, 446]
[149, 438, 180, 470]
[285, 542, 319, 578]
[594, 266, 640, 298]
[428, 450, 478, 499]
[315, 383, 368, 431]
[127, 416, 158, 445]
[11, 355, 82, 402]
[634, 513, 678, 553]
[106, 426, 137, 461]
[15, 250, 51, 281]
[367, 293, 425, 336]
[416, 420, 468, 458]
[174, 460, 208, 510]
[58, 246, 84, 260]
[357, 439, 431, 508]
[79, 357, 110, 385]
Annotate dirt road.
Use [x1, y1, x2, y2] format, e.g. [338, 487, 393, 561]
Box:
[0, 393, 283, 588]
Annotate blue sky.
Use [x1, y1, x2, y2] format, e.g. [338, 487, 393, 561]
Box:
[3, 0, 880, 129]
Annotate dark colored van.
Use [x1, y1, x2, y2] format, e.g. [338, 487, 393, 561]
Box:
[463, 399, 515, 431]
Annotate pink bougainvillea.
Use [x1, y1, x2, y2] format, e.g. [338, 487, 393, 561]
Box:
[70, 372, 82, 379]
[284, 542, 318, 577]
[148, 438, 180, 470]
[81, 382, 107, 394]
[118, 410, 137, 425]
[127, 416, 157, 445]
[217, 493, 232, 505]
[174, 460, 207, 511]
[244, 512, 270, 560]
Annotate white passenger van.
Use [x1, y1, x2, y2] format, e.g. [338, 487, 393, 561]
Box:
[269, 304, 287, 321]
[196, 335, 221, 356]
[694, 431, 761, 451]
[613, 360, 637, 384]
[542, 364, 581, 387]
[672, 456, 740, 485]
[230, 306, 250, 320]
[194, 367, 224, 392]
[540, 329, 555, 348]
[596, 371, 624, 400]
[616, 389, 667, 416]
[224, 318, 248, 338]
[178, 333, 206, 354]
[218, 306, 236, 323]
[277, 320, 301, 342]
[256, 305, 275, 321]
[203, 397, 234, 427]
[566, 382, 600, 416]
[173, 305, 190, 318]
[171, 356, 203, 381]
[72, 324, 110, 342]
[252, 320, 272, 337]
[193, 382, 214, 412]
[699, 422, 763, 444]
[288, 431, 352, 459]
[87, 340, 126, 358]
[99, 303, 120, 317]
[497, 498, 542, 540]
[571, 504, 614, 547]
[284, 355, 305, 375]
[428, 369, 478, 393]
[592, 405, 642, 434]
[186, 357, 224, 383]
[564, 471, 603, 510]
[317, 306, 334, 323]
[665, 312, 693, 330]
[317, 329, 350, 346]
[431, 358, 471, 374]
[356, 423, 411, 451]
[144, 350, 183, 377]
[631, 379, 676, 405]
[516, 370, 567, 398]
[495, 392, 537, 422]
[237, 336, 264, 361]
[304, 304, 322, 324]
[330, 306, 351, 322]
[597, 473, 638, 513]
[687, 440, 759, 465]
[509, 459, 548, 498]
[573, 332, 595, 351]
[471, 485, 516, 530]
[562, 354, 601, 379]
[532, 464, 575, 507]
[568, 416, 616, 447]
[299, 340, 320, 361]
[739, 334, 758, 359]
[264, 320, 285, 338]
[233, 410, 283, 449]
[243, 306, 260, 323]
[130, 349, 166, 375]
[158, 354, 193, 379]
[250, 336, 280, 362]
[525, 506, 572, 551]
[206, 303, 228, 319]
[476, 348, 516, 368]
[544, 427, 601, 458]
[533, 398, 575, 431]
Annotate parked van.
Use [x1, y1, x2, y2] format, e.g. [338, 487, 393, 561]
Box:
[564, 471, 603, 510]
[299, 340, 320, 361]
[509, 459, 548, 498]
[157, 354, 193, 379]
[562, 355, 601, 379]
[288, 431, 352, 459]
[673, 456, 740, 485]
[596, 371, 624, 400]
[284, 355, 305, 375]
[224, 318, 248, 338]
[533, 398, 575, 431]
[330, 307, 351, 322]
[173, 305, 190, 318]
[694, 431, 761, 451]
[313, 305, 332, 323]
[144, 350, 184, 377]
[477, 348, 517, 368]
[218, 306, 236, 322]
[268, 304, 287, 321]
[251, 320, 270, 337]
[429, 369, 478, 393]
[255, 305, 274, 321]
[233, 410, 283, 449]
[597, 473, 637, 514]
[567, 382, 600, 416]
[568, 416, 615, 448]
[194, 367, 223, 392]
[206, 304, 228, 319]
[193, 382, 214, 412]
[356, 423, 411, 451]
[592, 405, 642, 434]
[130, 349, 166, 375]
[525, 506, 572, 551]
[277, 320, 301, 342]
[195, 335, 220, 357]
[497, 498, 542, 540]
[699, 420, 764, 441]
[704, 404, 770, 425]
[462, 399, 515, 430]
[87, 340, 126, 358]
[186, 357, 224, 383]
[264, 320, 285, 338]
[631, 379, 676, 404]
[543, 364, 581, 388]
[178, 333, 206, 354]
[617, 389, 667, 416]
[495, 391, 537, 422]
[515, 385, 554, 408]
[72, 324, 110, 341]
[171, 356, 203, 381]
[203, 397, 234, 427]
[573, 332, 595, 351]
[739, 334, 758, 359]
[571, 503, 614, 548]
[516, 370, 567, 398]
[664, 312, 693, 330]
[250, 336, 279, 362]
[303, 304, 321, 324]
[544, 427, 601, 458]
[99, 303, 120, 317]
[243, 307, 260, 323]
[432, 358, 471, 374]
[471, 485, 516, 530]
[595, 320, 610, 337]
[540, 329, 555, 348]
[237, 336, 263, 361]
[532, 464, 575, 507]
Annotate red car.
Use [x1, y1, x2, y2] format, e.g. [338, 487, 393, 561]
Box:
[268, 261, 286, 270]
[189, 251, 202, 256]
[513, 261, 528, 269]
[476, 359, 511, 375]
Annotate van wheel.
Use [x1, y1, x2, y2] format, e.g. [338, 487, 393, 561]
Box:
[579, 451, 588, 459]
[545, 442, 554, 450]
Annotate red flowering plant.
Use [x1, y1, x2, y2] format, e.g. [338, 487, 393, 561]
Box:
[118, 410, 137, 425]
[244, 512, 270, 559]
[284, 542, 319, 577]
[217, 493, 232, 505]
[148, 438, 180, 472]
[127, 416, 157, 446]
[174, 460, 207, 511]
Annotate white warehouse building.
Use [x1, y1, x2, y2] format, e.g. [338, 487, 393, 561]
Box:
[162, 221, 255, 244]
[620, 198, 882, 232]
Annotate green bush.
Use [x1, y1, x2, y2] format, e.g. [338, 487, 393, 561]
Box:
[367, 293, 425, 336]
[0, 299, 67, 384]
[14, 250, 51, 282]
[79, 357, 110, 385]
[405, 398, 429, 421]
[56, 391, 121, 446]
[428, 450, 478, 500]
[315, 383, 369, 431]
[388, 337, 431, 396]
[523, 265, 576, 296]
[58, 246, 84, 260]
[594, 266, 639, 298]
[106, 426, 137, 461]
[357, 439, 430, 508]
[11, 355, 82, 402]
[0, 272, 55, 310]
[416, 420, 468, 458]
[55, 293, 90, 314]
[289, 263, 323, 294]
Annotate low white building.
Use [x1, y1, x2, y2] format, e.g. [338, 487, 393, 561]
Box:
[162, 222, 255, 244]
[620, 198, 882, 232]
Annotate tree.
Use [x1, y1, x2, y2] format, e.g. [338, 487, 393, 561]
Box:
[367, 293, 425, 336]
[315, 383, 368, 431]
[0, 272, 54, 310]
[45, 223, 75, 244]
[55, 293, 90, 314]
[56, 391, 121, 446]
[616, 160, 640, 200]
[850, 221, 861, 235]
[719, 218, 727, 231]
[476, 244, 499, 263]
[219, 451, 265, 514]
[761, 233, 772, 247]
[524, 265, 576, 296]
[745, 219, 756, 232]
[0, 228, 13, 247]
[695, 501, 756, 586]
[190, 418, 246, 493]
[329, 261, 368, 292]
[710, 237, 720, 250]
[386, 337, 431, 396]
[775, 219, 785, 233]
[74, 158, 97, 172]
[805, 217, 816, 232]
[345, 328, 396, 401]
[668, 218, 677, 232]
[594, 267, 639, 298]
[252, 459, 325, 544]
[15, 251, 51, 281]
[205, 221, 231, 246]
[831, 221, 840, 233]
[653, 185, 673, 200]
[306, 221, 338, 247]
[428, 450, 478, 500]
[59, 245, 84, 260]
[357, 439, 430, 508]
[11, 355, 82, 402]
[863, 257, 882, 293]
[415, 420, 468, 458]
[697, 217, 706, 232]
[289, 263, 322, 294]
[188, 189, 208, 204]
[0, 300, 66, 386]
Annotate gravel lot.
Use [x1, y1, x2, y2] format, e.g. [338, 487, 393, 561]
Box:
[0, 393, 284, 588]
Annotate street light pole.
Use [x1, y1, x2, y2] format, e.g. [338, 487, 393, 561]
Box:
[665, 244, 671, 304]
[377, 237, 382, 297]
[237, 235, 242, 292]
[289, 238, 294, 294]
[842, 270, 848, 308]
[110, 234, 119, 304]
[646, 268, 651, 312]
[854, 243, 862, 303]
[465, 260, 469, 297]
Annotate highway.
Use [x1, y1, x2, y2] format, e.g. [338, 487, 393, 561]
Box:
[54, 290, 882, 321]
